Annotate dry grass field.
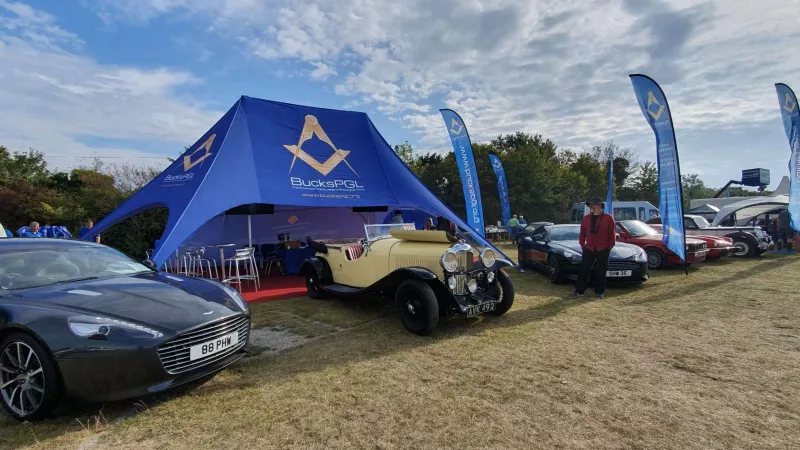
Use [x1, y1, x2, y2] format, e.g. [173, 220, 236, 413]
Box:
[2, 249, 799, 449]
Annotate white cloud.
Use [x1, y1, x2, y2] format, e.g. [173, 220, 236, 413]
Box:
[309, 61, 335, 80]
[44, 0, 800, 185]
[0, 2, 222, 172]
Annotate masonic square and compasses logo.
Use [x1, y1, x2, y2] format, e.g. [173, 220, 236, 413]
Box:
[284, 115, 358, 177]
[449, 118, 464, 136]
[646, 91, 665, 120]
[784, 93, 798, 114]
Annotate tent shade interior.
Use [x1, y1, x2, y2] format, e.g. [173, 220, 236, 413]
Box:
[84, 96, 512, 268]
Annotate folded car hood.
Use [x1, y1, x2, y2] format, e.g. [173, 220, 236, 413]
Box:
[12, 273, 244, 332]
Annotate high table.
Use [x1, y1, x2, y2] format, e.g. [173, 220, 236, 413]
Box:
[212, 244, 237, 280]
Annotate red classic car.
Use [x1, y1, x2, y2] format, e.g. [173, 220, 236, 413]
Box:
[648, 224, 736, 261]
[615, 220, 709, 269]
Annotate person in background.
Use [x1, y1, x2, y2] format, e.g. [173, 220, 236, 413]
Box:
[518, 215, 527, 226]
[79, 219, 101, 244]
[507, 214, 520, 243]
[572, 197, 616, 299]
[423, 217, 435, 230]
[775, 209, 794, 253]
[20, 222, 43, 238]
[390, 210, 404, 224]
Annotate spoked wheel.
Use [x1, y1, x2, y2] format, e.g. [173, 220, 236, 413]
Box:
[395, 280, 439, 336]
[0, 333, 62, 422]
[305, 270, 326, 299]
[489, 269, 515, 316]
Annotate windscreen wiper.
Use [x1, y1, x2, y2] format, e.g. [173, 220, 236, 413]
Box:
[56, 276, 99, 284]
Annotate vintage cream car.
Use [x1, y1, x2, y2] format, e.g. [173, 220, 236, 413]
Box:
[301, 224, 515, 335]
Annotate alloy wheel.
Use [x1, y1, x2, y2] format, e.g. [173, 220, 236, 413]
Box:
[0, 341, 46, 418]
[646, 252, 662, 268]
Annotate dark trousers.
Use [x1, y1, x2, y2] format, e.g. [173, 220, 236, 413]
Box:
[575, 248, 611, 295]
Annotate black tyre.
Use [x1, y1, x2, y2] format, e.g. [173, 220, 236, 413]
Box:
[0, 332, 63, 422]
[645, 248, 666, 269]
[395, 280, 439, 336]
[732, 238, 756, 258]
[490, 269, 515, 316]
[305, 270, 325, 299]
[547, 255, 566, 284]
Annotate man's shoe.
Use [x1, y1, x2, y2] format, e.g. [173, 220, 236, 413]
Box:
[570, 291, 583, 297]
[595, 293, 605, 299]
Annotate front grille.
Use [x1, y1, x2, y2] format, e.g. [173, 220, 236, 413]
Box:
[456, 249, 473, 269]
[607, 261, 640, 271]
[688, 242, 707, 251]
[157, 314, 249, 375]
[452, 274, 468, 295]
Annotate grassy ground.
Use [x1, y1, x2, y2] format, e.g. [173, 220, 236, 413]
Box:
[2, 249, 799, 449]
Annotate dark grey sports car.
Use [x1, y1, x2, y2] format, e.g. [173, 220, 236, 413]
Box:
[0, 239, 250, 421]
[517, 224, 649, 284]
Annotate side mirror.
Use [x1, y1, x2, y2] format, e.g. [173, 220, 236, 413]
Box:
[532, 233, 545, 241]
[615, 233, 621, 240]
[143, 260, 157, 270]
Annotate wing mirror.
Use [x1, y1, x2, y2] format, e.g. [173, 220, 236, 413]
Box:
[143, 259, 157, 270]
[533, 233, 546, 241]
[615, 233, 621, 240]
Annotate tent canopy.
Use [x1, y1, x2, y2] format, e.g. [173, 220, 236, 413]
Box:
[86, 96, 509, 267]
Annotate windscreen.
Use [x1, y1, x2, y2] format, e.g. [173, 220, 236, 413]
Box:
[0, 246, 152, 290]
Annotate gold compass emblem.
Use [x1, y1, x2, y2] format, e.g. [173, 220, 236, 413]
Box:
[283, 115, 358, 176]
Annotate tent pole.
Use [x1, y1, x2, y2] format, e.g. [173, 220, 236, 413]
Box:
[248, 215, 252, 248]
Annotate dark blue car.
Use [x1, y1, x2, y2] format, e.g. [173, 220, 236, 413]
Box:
[517, 224, 649, 285]
[0, 239, 250, 421]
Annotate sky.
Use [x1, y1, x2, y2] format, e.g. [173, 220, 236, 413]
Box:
[0, 0, 798, 190]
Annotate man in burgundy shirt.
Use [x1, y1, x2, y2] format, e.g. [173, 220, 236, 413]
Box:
[571, 197, 616, 299]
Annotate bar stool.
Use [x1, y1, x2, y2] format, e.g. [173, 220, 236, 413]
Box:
[223, 247, 260, 291]
[190, 248, 219, 279]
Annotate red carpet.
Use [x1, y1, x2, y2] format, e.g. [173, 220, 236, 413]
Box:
[240, 275, 307, 303]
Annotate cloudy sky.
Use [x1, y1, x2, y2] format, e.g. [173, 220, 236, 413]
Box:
[1, 0, 798, 189]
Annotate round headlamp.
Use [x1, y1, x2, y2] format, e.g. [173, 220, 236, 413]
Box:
[442, 251, 458, 272]
[480, 248, 497, 268]
[447, 276, 457, 290]
[467, 278, 478, 293]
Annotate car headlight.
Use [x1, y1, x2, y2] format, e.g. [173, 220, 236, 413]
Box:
[480, 249, 497, 268]
[442, 251, 458, 272]
[634, 249, 647, 262]
[467, 278, 478, 293]
[201, 278, 249, 312]
[447, 276, 457, 290]
[563, 250, 580, 260]
[68, 315, 163, 339]
[219, 282, 249, 311]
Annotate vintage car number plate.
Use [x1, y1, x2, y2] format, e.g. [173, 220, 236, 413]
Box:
[466, 302, 497, 317]
[606, 270, 632, 277]
[189, 331, 239, 361]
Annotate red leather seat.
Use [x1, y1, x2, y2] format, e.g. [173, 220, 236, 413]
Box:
[345, 245, 364, 261]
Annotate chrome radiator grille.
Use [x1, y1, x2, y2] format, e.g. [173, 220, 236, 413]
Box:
[456, 249, 473, 269]
[687, 242, 707, 251]
[157, 314, 249, 375]
[452, 274, 468, 295]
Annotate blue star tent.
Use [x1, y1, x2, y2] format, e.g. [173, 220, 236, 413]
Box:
[84, 96, 510, 268]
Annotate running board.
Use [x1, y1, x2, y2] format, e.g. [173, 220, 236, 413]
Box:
[323, 284, 363, 294]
